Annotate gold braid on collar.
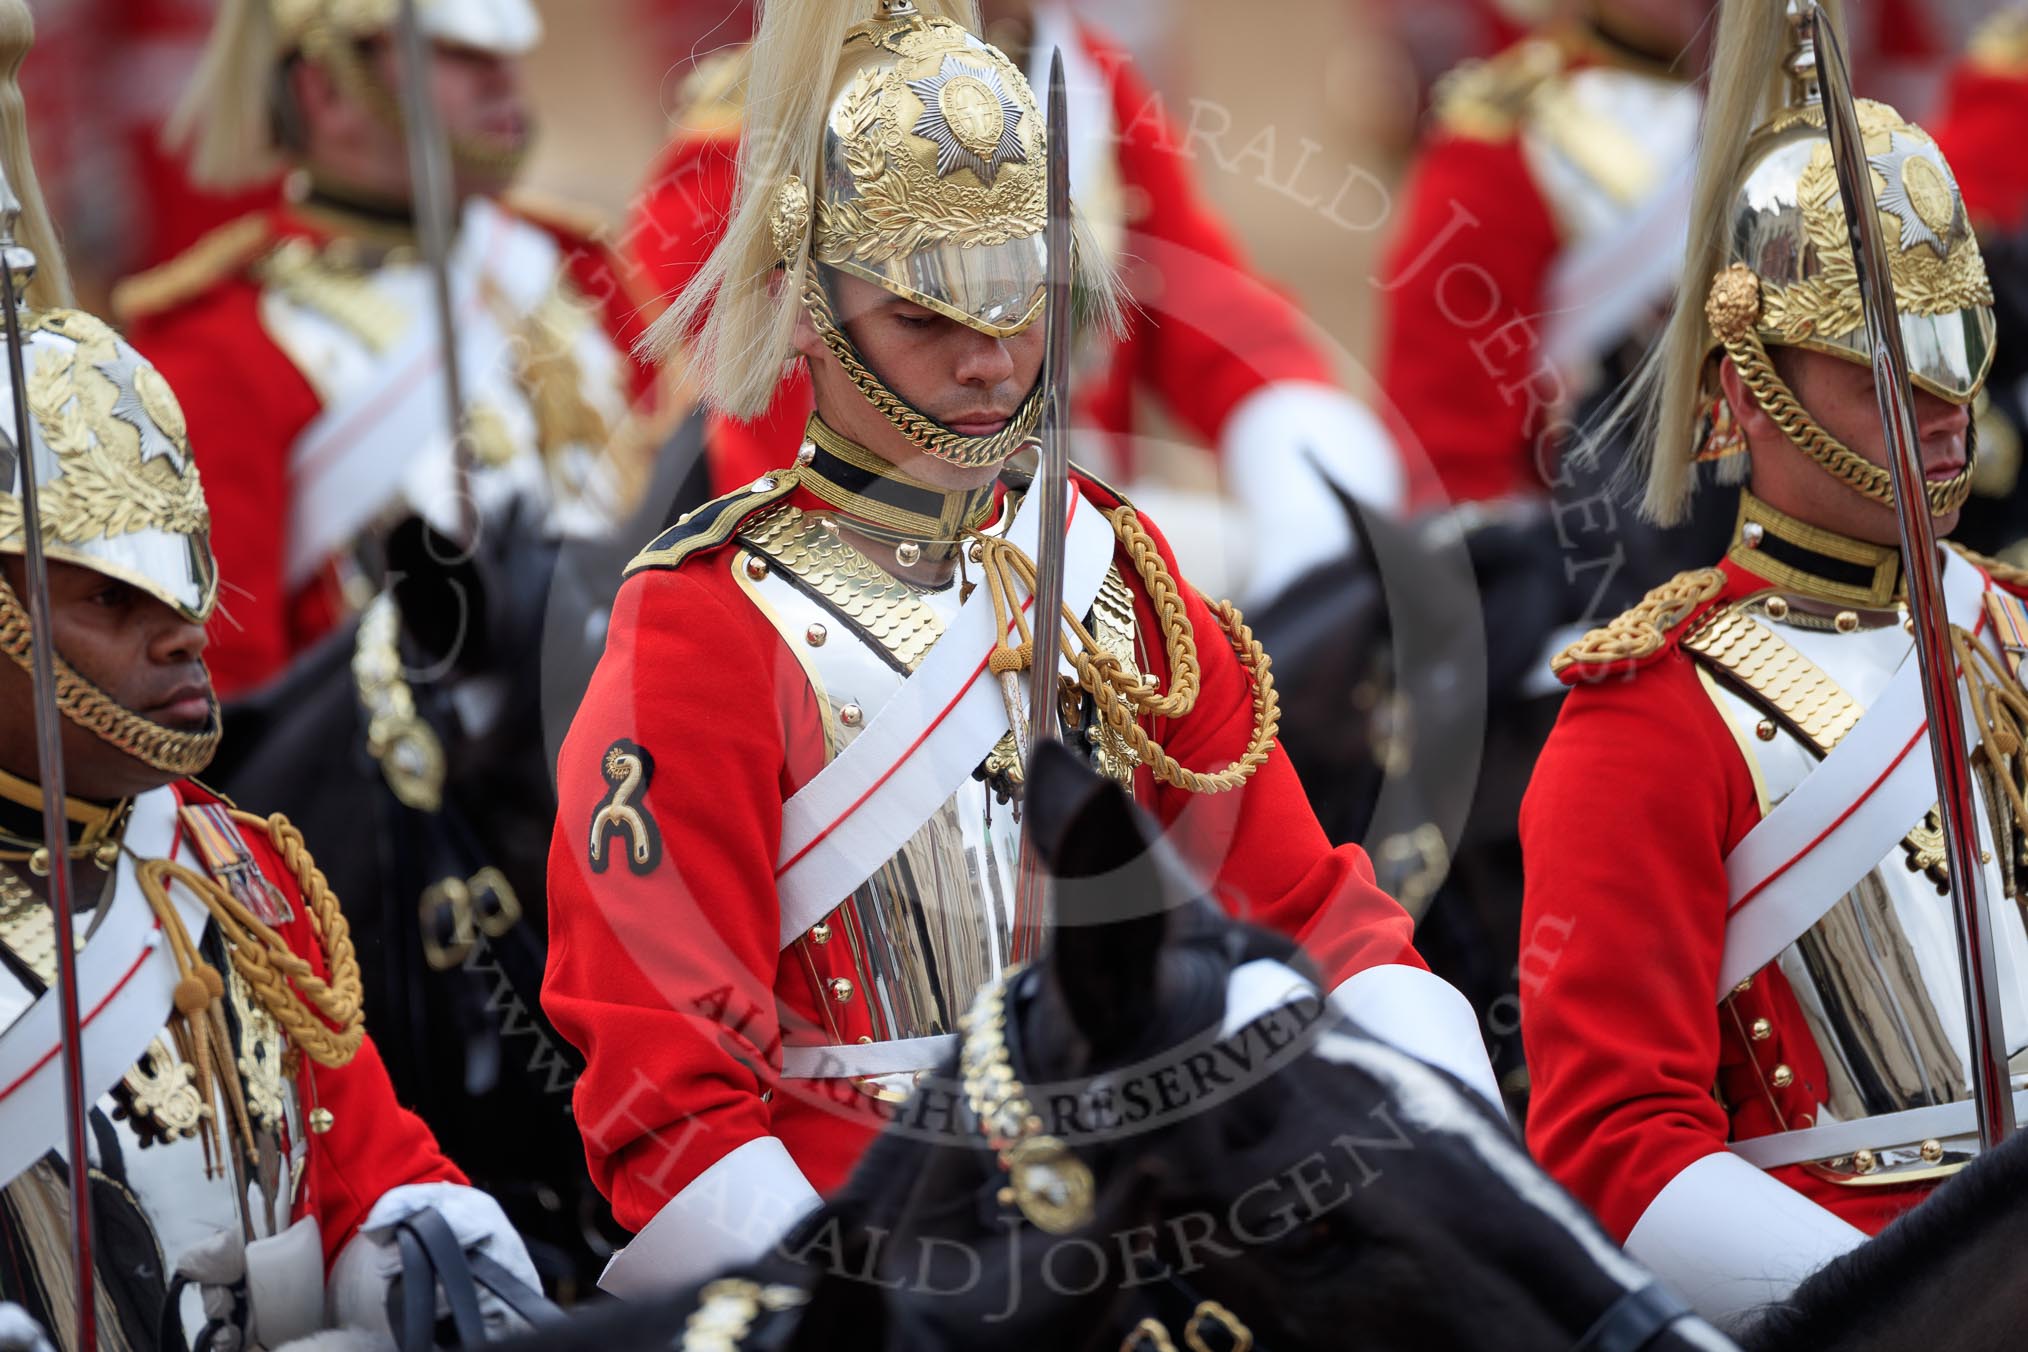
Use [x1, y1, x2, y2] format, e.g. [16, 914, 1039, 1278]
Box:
[796, 416, 998, 557]
[1727, 490, 1902, 609]
[0, 764, 130, 872]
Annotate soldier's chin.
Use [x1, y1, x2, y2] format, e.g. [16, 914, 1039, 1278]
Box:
[138, 696, 219, 736]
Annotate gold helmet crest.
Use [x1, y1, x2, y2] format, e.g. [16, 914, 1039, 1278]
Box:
[652, 0, 1118, 471]
[1637, 0, 1996, 523]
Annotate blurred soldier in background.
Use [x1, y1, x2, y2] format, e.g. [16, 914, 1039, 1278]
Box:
[114, 0, 665, 697]
[623, 0, 1405, 606]
[1363, 0, 1718, 1108]
[98, 0, 686, 1295]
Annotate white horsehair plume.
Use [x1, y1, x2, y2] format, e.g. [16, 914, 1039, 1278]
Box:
[1601, 0, 1833, 524]
[0, 0, 74, 310]
[165, 0, 285, 190]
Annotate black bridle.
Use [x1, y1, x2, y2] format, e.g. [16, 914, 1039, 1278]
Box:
[980, 967, 1702, 1352]
[1572, 1281, 1697, 1352]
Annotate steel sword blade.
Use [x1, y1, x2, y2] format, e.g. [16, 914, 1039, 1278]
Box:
[1811, 2, 2015, 1147]
[393, 0, 477, 547]
[0, 161, 96, 1348]
[1013, 49, 1075, 936]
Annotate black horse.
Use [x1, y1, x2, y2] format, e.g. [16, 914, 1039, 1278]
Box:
[512, 742, 1736, 1351]
[1739, 1123, 2028, 1352]
[207, 420, 712, 1298]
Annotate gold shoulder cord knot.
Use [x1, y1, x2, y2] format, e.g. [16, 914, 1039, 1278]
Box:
[969, 505, 1279, 794]
[134, 809, 365, 1175]
[1551, 568, 1728, 677]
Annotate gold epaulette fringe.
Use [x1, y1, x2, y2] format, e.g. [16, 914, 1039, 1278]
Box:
[1969, 9, 2028, 74]
[1430, 37, 1563, 142]
[1551, 567, 1728, 679]
[673, 47, 752, 138]
[110, 214, 275, 325]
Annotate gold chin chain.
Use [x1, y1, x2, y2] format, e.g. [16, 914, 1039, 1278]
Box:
[1722, 328, 1976, 517]
[0, 577, 221, 777]
[971, 504, 1279, 795]
[802, 272, 1046, 471]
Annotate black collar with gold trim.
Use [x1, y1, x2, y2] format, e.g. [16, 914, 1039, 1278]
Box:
[1727, 491, 1902, 610]
[797, 417, 998, 560]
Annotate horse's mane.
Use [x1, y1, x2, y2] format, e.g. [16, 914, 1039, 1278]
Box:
[1745, 1126, 2028, 1346]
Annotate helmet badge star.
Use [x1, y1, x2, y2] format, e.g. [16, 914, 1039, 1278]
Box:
[99, 346, 190, 471]
[907, 55, 1027, 186]
[1868, 130, 1968, 260]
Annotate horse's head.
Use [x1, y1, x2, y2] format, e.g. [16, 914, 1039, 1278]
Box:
[790, 744, 1735, 1352]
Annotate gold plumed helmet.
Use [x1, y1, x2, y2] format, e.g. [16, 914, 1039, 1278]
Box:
[0, 4, 220, 776]
[652, 0, 1118, 471]
[170, 0, 543, 190]
[1640, 0, 1996, 523]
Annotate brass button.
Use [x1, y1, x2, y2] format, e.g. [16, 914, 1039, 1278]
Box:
[969, 543, 985, 564]
[1834, 610, 1859, 633]
[796, 445, 816, 466]
[895, 541, 922, 567]
[856, 1035, 874, 1045]
[744, 555, 769, 581]
[1770, 1064, 1794, 1089]
[1919, 1138, 1944, 1163]
[829, 978, 854, 1003]
[1852, 1147, 1876, 1174]
[1755, 719, 1778, 742]
[1732, 977, 1753, 996]
[752, 476, 778, 492]
[1750, 1018, 1773, 1041]
[309, 1107, 335, 1134]
[840, 703, 864, 728]
[1742, 522, 1765, 548]
[810, 921, 832, 945]
[1764, 596, 1790, 620]
[805, 622, 828, 648]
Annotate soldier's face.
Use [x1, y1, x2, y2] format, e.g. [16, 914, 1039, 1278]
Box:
[298, 38, 532, 200]
[1731, 348, 1972, 544]
[793, 269, 1045, 488]
[0, 560, 212, 801]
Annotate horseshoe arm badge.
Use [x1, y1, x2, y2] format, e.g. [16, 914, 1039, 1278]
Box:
[589, 739, 662, 875]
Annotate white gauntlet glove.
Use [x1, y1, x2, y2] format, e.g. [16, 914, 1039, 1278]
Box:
[326, 1182, 542, 1343]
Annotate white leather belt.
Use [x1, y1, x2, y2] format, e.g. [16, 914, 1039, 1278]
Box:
[1729, 1085, 2028, 1170]
[778, 1034, 956, 1080]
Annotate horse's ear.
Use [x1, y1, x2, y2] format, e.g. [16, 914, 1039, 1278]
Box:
[1025, 741, 1204, 1063]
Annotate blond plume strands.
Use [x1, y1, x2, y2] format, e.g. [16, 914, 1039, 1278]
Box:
[0, 0, 73, 311]
[1605, 0, 1819, 525]
[165, 0, 283, 190]
[643, 0, 1122, 420]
